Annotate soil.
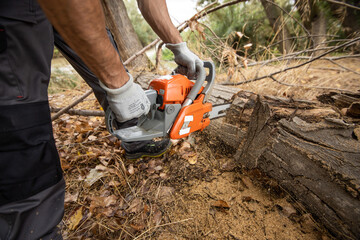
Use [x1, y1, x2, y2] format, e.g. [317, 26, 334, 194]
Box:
[47, 57, 360, 240]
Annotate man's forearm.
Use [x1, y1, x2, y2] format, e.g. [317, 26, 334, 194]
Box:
[37, 0, 128, 89]
[137, 0, 182, 44]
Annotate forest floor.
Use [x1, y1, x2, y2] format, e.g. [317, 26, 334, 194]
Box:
[49, 57, 360, 239]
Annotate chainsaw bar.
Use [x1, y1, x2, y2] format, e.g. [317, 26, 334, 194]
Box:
[209, 103, 231, 120]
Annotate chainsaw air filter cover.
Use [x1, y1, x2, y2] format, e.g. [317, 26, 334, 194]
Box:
[149, 74, 203, 110]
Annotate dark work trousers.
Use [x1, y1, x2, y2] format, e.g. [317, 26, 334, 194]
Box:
[0, 0, 64, 239]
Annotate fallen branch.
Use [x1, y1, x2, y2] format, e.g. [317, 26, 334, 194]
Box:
[325, 0, 360, 11]
[269, 75, 352, 92]
[246, 53, 360, 68]
[51, 89, 93, 121]
[50, 107, 104, 117]
[327, 59, 360, 76]
[222, 37, 360, 86]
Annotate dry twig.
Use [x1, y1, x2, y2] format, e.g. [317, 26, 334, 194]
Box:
[222, 37, 360, 87]
[324, 0, 360, 11]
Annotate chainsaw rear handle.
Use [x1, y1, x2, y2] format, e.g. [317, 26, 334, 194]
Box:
[182, 60, 215, 106]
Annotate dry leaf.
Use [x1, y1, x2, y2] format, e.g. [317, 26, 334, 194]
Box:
[211, 200, 230, 210]
[242, 196, 253, 202]
[154, 165, 163, 171]
[128, 198, 143, 214]
[244, 43, 252, 49]
[68, 207, 83, 230]
[157, 186, 175, 204]
[236, 31, 244, 39]
[130, 223, 145, 231]
[84, 168, 106, 187]
[88, 135, 97, 141]
[153, 210, 162, 226]
[103, 195, 118, 207]
[187, 155, 197, 165]
[128, 164, 135, 175]
[109, 180, 121, 187]
[65, 192, 79, 203]
[354, 127, 360, 140]
[89, 195, 118, 215]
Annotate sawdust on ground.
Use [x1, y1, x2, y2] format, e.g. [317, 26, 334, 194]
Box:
[47, 57, 360, 239]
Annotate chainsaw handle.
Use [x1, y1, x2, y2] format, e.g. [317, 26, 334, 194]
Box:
[183, 60, 215, 106]
[202, 61, 215, 97]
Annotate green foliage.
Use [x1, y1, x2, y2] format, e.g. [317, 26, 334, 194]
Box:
[124, 0, 157, 46]
[53, 47, 63, 58]
[162, 48, 174, 61]
[194, 0, 274, 56]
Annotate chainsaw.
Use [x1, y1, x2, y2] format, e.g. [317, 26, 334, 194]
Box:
[105, 61, 230, 142]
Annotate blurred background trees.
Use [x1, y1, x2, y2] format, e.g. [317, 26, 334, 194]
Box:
[118, 0, 359, 70]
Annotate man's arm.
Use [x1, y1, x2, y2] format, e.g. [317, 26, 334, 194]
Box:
[37, 0, 127, 89]
[137, 0, 182, 44]
[38, 0, 150, 122]
[137, 0, 202, 79]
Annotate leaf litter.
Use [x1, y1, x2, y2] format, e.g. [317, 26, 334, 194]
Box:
[50, 78, 332, 239]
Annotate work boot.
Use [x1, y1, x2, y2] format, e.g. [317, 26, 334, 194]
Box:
[121, 138, 172, 160]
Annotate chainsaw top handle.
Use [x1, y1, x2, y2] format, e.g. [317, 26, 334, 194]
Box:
[182, 60, 215, 107]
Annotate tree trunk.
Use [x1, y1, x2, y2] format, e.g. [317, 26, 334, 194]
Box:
[311, 5, 327, 54]
[204, 88, 360, 240]
[295, 0, 327, 53]
[233, 96, 360, 240]
[260, 0, 293, 54]
[101, 0, 148, 68]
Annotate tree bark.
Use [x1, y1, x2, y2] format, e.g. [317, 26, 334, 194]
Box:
[311, 5, 327, 54]
[233, 96, 360, 240]
[202, 87, 360, 240]
[101, 0, 148, 67]
[260, 0, 293, 54]
[295, 0, 327, 53]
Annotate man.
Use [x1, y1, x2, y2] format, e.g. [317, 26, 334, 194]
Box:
[0, 0, 201, 239]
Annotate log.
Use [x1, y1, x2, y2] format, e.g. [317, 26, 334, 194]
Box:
[197, 84, 360, 239]
[50, 107, 104, 117]
[230, 96, 360, 240]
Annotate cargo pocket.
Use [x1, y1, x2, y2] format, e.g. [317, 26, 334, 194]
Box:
[0, 24, 23, 101]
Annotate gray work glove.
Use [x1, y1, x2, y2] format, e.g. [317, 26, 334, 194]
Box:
[166, 42, 202, 80]
[100, 73, 150, 122]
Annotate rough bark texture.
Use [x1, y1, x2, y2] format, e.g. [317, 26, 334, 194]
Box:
[101, 0, 148, 67]
[295, 0, 327, 52]
[311, 6, 327, 54]
[188, 81, 360, 239]
[232, 96, 360, 240]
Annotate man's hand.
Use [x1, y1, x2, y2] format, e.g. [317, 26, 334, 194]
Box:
[166, 42, 202, 80]
[137, 0, 203, 79]
[100, 73, 150, 122]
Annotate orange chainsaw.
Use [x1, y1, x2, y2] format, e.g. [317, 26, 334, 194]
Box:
[105, 61, 230, 142]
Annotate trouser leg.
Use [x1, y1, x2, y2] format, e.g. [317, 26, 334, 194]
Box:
[0, 179, 65, 240]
